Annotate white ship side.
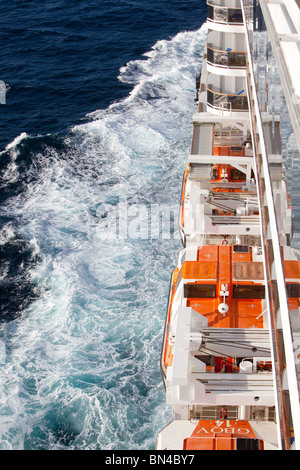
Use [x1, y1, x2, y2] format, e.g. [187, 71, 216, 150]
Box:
[157, 0, 300, 451]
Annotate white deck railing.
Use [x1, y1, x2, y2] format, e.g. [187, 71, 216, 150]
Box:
[241, 0, 300, 450]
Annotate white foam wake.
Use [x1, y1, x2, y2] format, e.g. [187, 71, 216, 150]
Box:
[0, 24, 207, 450]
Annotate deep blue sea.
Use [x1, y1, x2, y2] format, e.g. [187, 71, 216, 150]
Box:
[0, 0, 208, 450]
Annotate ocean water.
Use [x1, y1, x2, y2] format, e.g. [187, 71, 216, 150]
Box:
[0, 0, 207, 450]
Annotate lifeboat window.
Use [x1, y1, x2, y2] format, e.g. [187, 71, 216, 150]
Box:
[287, 283, 300, 298]
[233, 245, 249, 253]
[184, 284, 216, 298]
[236, 439, 260, 450]
[176, 271, 182, 290]
[233, 285, 265, 299]
[230, 169, 246, 180]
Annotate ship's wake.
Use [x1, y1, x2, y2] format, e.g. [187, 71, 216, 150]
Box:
[0, 24, 207, 450]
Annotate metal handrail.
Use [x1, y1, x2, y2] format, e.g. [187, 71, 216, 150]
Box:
[207, 87, 247, 97]
[207, 45, 247, 54]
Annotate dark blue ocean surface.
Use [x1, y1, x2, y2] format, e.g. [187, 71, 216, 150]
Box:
[0, 0, 207, 450]
[0, 0, 206, 150]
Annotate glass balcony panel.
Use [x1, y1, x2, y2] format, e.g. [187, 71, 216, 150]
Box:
[228, 8, 243, 23]
[213, 7, 228, 23]
[228, 52, 246, 66]
[207, 47, 246, 67]
[214, 50, 230, 66]
[207, 89, 248, 111]
[207, 3, 243, 24]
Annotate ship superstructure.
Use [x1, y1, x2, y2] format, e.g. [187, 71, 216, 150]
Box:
[157, 0, 300, 450]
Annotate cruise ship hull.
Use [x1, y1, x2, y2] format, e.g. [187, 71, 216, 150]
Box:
[157, 0, 300, 451]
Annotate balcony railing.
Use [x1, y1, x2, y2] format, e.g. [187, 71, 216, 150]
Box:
[207, 2, 243, 24]
[207, 46, 246, 68]
[207, 87, 249, 111]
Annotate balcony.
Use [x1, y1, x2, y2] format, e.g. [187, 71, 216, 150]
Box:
[207, 87, 249, 112]
[207, 46, 246, 68]
[207, 2, 243, 25]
